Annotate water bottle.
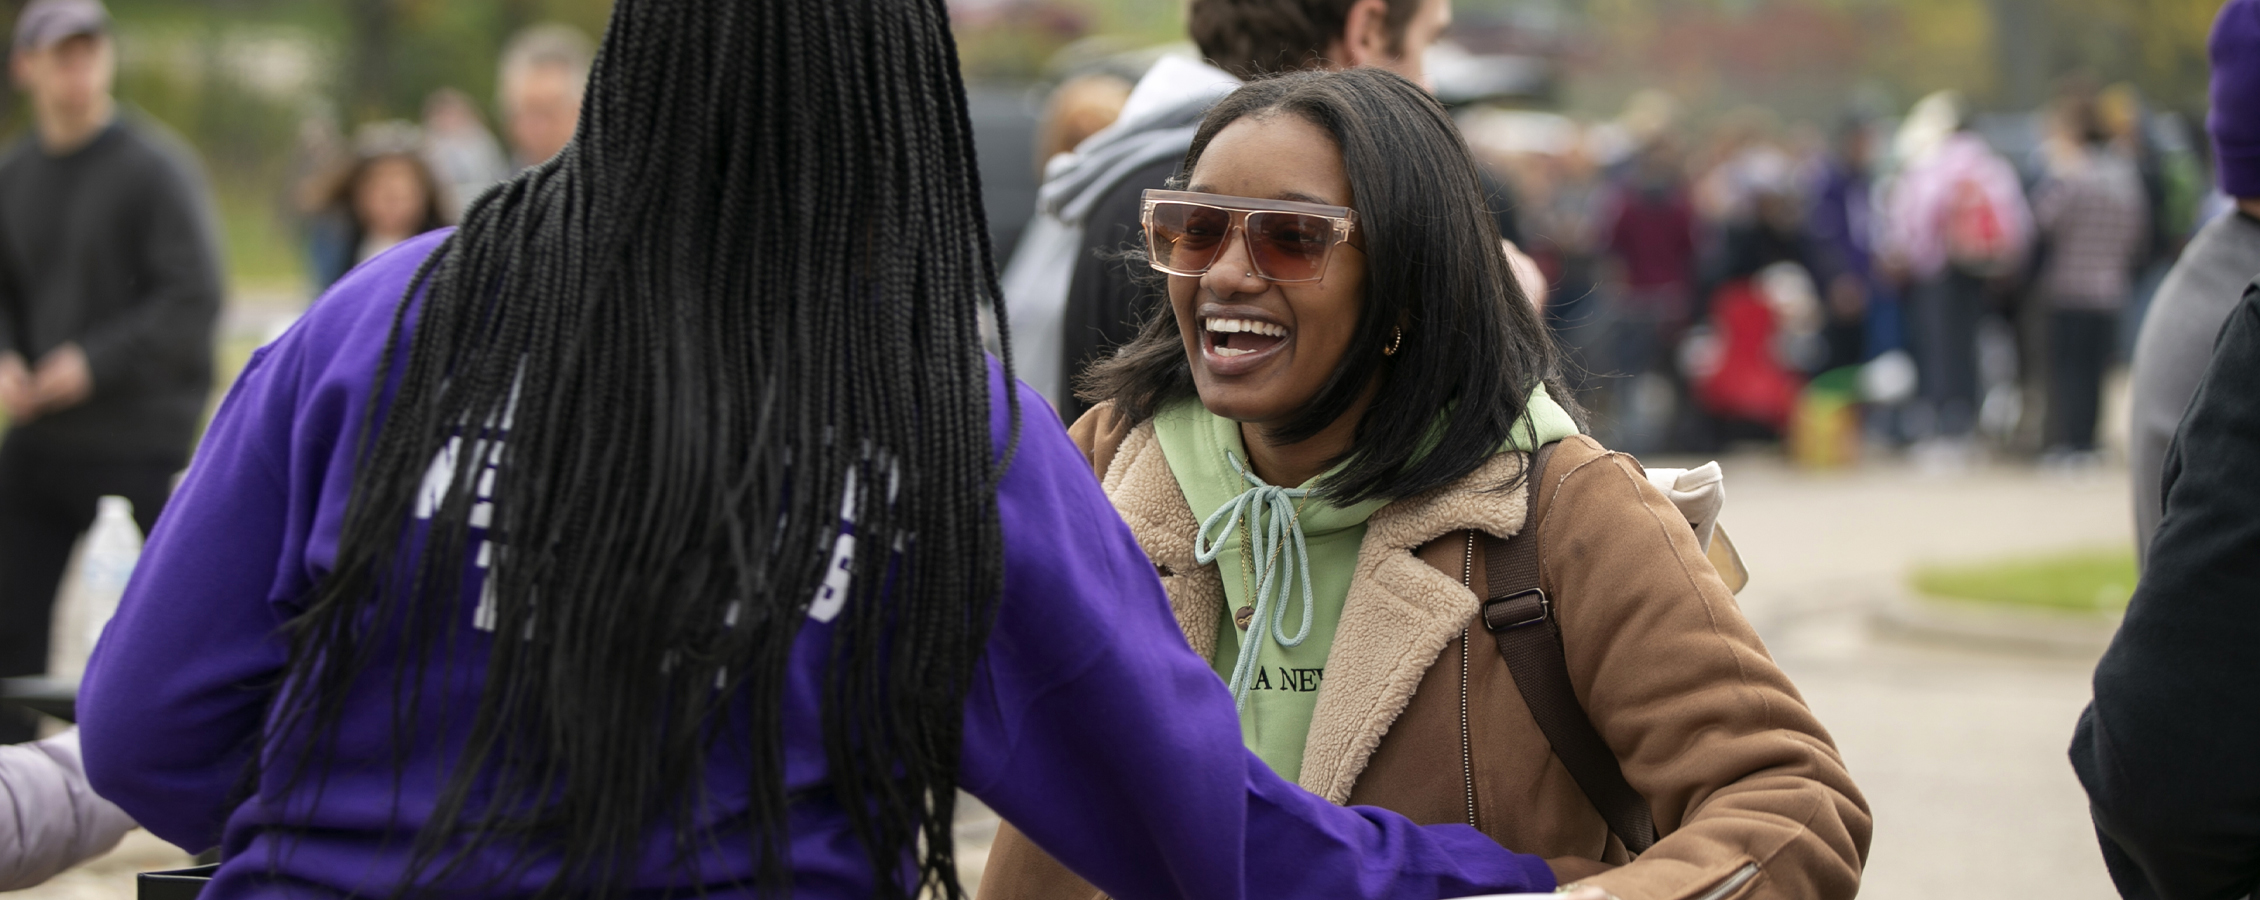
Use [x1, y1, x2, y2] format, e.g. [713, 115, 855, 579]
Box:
[78, 496, 144, 660]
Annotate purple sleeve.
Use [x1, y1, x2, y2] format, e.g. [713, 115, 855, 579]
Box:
[75, 233, 442, 853]
[76, 343, 302, 852]
[959, 367, 1554, 900]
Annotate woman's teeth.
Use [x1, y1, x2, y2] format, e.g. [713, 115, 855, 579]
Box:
[1206, 317, 1285, 359]
[1206, 318, 1287, 338]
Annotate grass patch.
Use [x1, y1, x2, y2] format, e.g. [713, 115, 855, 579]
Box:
[1912, 547, 2138, 615]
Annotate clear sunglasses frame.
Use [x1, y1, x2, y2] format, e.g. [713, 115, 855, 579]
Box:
[1140, 189, 1362, 284]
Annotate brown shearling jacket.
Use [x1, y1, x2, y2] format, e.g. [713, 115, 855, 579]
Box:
[976, 405, 1871, 900]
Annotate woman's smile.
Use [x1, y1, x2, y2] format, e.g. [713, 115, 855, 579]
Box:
[1199, 306, 1292, 374]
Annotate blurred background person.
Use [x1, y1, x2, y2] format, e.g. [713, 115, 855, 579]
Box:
[2030, 94, 2147, 468]
[2097, 82, 2207, 358]
[1807, 116, 1888, 377]
[1690, 107, 1782, 248]
[0, 0, 221, 745]
[1592, 136, 1696, 453]
[979, 71, 1132, 359]
[1883, 90, 2033, 463]
[1515, 130, 1608, 380]
[1685, 147, 1820, 448]
[994, 44, 1236, 411]
[496, 22, 593, 170]
[2129, 0, 2260, 566]
[420, 87, 510, 220]
[282, 102, 350, 299]
[305, 122, 454, 294]
[1034, 72, 1133, 172]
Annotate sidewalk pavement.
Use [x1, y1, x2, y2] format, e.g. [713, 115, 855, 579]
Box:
[1706, 453, 2130, 899]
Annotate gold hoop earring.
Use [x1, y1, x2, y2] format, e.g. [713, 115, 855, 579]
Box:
[1384, 326, 1404, 357]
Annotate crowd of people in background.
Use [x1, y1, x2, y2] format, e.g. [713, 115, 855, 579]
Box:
[1004, 49, 2212, 474]
[165, 0, 2242, 482]
[1450, 80, 2202, 469]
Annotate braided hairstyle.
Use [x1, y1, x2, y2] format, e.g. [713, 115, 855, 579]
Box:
[268, 1, 1015, 898]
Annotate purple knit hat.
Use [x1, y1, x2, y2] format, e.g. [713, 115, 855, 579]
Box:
[2213, 0, 2260, 197]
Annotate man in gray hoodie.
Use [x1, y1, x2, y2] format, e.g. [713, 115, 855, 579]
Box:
[2129, 0, 2260, 566]
[1000, 0, 1456, 417]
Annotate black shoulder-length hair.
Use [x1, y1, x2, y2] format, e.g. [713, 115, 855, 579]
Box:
[1080, 67, 1577, 505]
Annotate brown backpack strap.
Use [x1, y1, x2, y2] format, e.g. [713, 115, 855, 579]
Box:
[1481, 442, 1659, 855]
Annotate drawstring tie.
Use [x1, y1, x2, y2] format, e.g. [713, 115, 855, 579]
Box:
[1194, 452, 1315, 712]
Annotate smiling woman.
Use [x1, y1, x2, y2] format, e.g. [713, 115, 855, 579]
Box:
[980, 68, 1871, 900]
[1080, 70, 1560, 503]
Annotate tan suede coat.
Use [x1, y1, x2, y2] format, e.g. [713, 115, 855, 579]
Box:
[976, 406, 1870, 900]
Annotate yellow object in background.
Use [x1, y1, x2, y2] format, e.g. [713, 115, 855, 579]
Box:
[1790, 368, 1863, 469]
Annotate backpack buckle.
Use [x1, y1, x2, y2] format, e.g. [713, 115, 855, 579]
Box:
[1481, 589, 1550, 633]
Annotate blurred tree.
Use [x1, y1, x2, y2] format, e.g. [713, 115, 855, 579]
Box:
[1565, 0, 2216, 119]
[2042, 0, 2218, 113]
[1989, 0, 2043, 108]
[1864, 0, 1996, 103]
[499, 0, 543, 36]
[345, 0, 394, 121]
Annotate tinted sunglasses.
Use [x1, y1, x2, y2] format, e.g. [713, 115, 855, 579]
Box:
[1141, 190, 1362, 284]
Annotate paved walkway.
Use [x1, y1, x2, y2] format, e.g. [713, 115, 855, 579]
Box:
[6, 453, 2136, 899]
[1705, 453, 2130, 899]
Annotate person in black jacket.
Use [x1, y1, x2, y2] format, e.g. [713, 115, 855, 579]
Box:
[2071, 279, 2260, 898]
[0, 0, 222, 743]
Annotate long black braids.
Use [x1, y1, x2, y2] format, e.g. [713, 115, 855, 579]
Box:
[264, 1, 1017, 898]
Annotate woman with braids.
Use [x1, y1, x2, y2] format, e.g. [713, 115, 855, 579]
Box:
[978, 70, 1870, 900]
[71, 3, 1564, 900]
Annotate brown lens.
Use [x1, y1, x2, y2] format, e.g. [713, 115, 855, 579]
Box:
[1247, 211, 1336, 282]
[1148, 202, 1232, 274]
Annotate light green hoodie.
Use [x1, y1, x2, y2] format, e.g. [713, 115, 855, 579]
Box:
[1152, 386, 1579, 781]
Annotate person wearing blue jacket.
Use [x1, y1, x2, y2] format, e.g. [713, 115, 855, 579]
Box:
[73, 2, 1570, 899]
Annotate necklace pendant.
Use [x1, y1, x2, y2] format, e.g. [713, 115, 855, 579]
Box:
[1234, 605, 1255, 631]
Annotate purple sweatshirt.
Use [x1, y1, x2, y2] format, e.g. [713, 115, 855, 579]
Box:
[75, 232, 1553, 900]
